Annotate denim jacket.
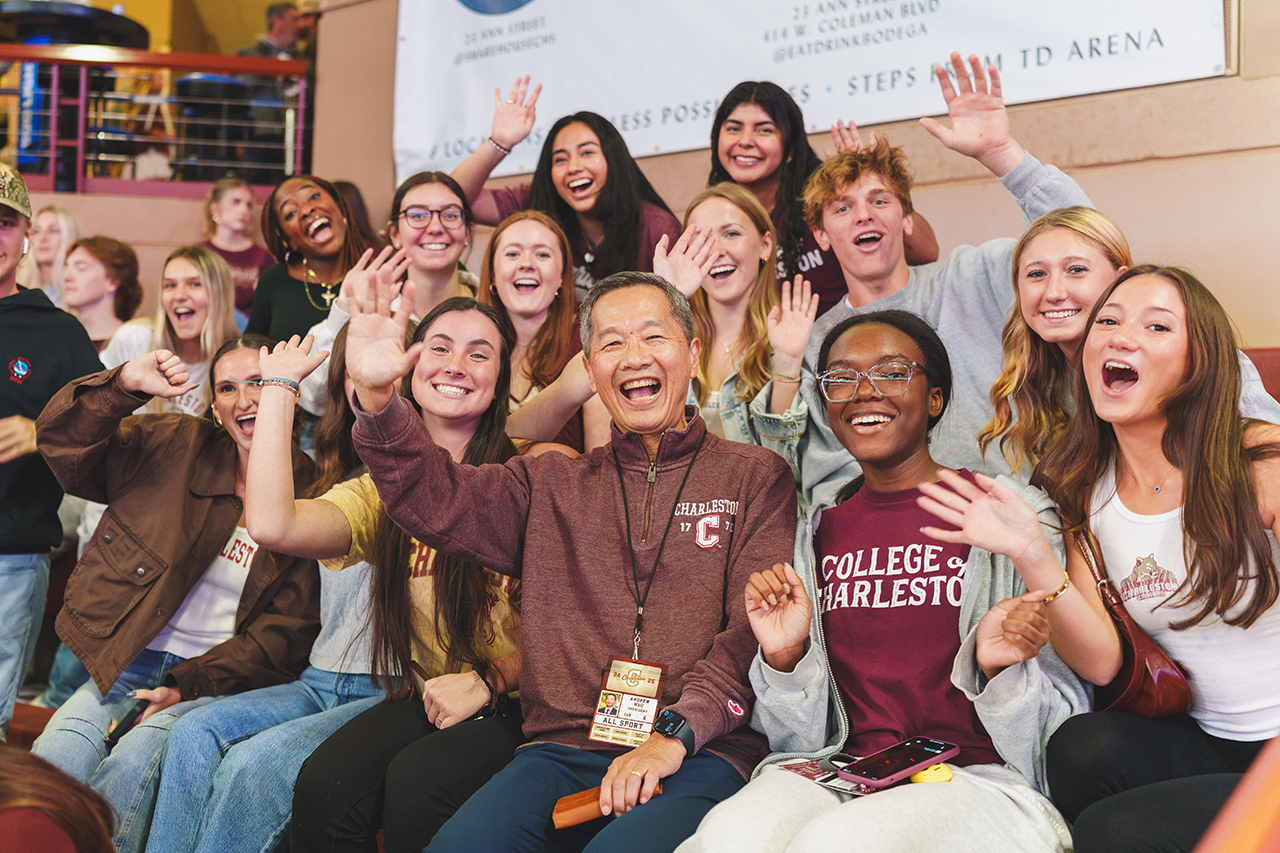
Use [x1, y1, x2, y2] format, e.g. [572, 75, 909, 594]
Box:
[689, 363, 807, 483]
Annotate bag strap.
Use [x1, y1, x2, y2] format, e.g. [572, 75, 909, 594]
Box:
[1075, 530, 1124, 610]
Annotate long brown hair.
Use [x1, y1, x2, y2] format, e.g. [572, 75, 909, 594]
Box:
[478, 210, 578, 391]
[1033, 265, 1280, 629]
[367, 298, 520, 699]
[684, 183, 778, 404]
[260, 174, 367, 272]
[309, 322, 360, 496]
[0, 745, 114, 853]
[980, 207, 1132, 471]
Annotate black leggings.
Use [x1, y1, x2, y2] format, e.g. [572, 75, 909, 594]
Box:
[290, 697, 526, 853]
[1047, 711, 1265, 853]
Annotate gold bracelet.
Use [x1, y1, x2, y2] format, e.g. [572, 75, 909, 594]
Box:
[1042, 571, 1071, 602]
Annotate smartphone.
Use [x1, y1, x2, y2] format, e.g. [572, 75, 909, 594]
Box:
[104, 699, 151, 747]
[835, 737, 960, 789]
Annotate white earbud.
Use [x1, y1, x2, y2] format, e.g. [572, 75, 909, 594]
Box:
[22, 237, 28, 255]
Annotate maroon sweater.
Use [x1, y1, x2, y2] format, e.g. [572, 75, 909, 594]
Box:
[353, 399, 796, 778]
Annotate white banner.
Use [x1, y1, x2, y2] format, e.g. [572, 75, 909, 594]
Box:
[394, 0, 1226, 182]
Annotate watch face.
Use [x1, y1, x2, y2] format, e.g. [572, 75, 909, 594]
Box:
[655, 710, 684, 736]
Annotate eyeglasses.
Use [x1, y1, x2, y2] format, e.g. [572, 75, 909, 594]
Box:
[399, 205, 466, 230]
[214, 379, 263, 399]
[817, 361, 923, 402]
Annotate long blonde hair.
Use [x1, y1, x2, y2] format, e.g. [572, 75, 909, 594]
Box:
[147, 246, 239, 412]
[686, 183, 778, 405]
[17, 205, 79, 302]
[978, 207, 1131, 471]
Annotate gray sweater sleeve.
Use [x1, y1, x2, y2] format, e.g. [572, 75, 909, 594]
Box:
[747, 513, 837, 755]
[1239, 350, 1280, 423]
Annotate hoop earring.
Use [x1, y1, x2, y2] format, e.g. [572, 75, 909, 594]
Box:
[213, 412, 223, 428]
[490, 284, 498, 294]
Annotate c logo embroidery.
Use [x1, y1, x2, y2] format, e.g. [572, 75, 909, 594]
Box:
[695, 515, 720, 549]
[727, 699, 744, 717]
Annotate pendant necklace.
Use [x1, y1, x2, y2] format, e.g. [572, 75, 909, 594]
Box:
[301, 258, 338, 309]
[1132, 463, 1176, 494]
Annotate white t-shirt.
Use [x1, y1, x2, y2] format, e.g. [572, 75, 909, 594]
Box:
[148, 526, 257, 660]
[1092, 465, 1280, 741]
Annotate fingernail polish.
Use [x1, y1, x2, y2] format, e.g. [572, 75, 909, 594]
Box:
[126, 690, 137, 698]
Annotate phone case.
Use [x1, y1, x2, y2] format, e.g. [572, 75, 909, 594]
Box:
[551, 782, 663, 828]
[835, 738, 960, 789]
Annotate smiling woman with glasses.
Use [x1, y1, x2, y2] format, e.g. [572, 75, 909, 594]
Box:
[296, 172, 483, 420]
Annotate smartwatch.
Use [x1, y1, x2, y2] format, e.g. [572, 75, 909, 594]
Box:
[653, 709, 695, 756]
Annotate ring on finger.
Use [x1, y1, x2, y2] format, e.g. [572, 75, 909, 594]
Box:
[630, 770, 643, 777]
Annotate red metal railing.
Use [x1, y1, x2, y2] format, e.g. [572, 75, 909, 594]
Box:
[0, 43, 307, 198]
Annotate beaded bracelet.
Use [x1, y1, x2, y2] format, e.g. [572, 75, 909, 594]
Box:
[487, 135, 512, 156]
[772, 371, 801, 383]
[1042, 571, 1071, 602]
[261, 377, 300, 397]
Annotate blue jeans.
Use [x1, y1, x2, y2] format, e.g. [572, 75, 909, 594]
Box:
[0, 552, 50, 735]
[32, 648, 217, 853]
[146, 666, 382, 853]
[37, 641, 92, 708]
[425, 742, 745, 853]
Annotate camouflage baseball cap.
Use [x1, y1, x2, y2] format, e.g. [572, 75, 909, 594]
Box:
[0, 163, 31, 219]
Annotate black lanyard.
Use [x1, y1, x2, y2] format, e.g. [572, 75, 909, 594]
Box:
[613, 431, 706, 661]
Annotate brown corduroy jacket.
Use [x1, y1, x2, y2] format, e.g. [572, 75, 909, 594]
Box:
[36, 366, 320, 699]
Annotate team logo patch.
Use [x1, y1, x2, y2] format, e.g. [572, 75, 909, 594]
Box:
[8, 357, 30, 384]
[727, 699, 744, 717]
[694, 514, 720, 549]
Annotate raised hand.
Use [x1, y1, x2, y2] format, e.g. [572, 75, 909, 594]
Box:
[917, 470, 1045, 565]
[919, 52, 1024, 177]
[767, 275, 818, 369]
[974, 592, 1051, 680]
[341, 246, 412, 312]
[118, 350, 196, 399]
[652, 225, 715, 299]
[745, 562, 812, 673]
[345, 257, 423, 413]
[831, 118, 875, 154]
[491, 75, 542, 151]
[258, 335, 329, 386]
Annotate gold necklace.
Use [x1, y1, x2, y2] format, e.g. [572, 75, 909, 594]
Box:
[300, 258, 338, 309]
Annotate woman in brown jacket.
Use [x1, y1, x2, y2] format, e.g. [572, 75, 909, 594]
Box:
[31, 334, 320, 853]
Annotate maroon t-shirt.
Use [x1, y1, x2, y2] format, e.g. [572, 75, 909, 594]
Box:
[203, 240, 275, 315]
[773, 203, 848, 318]
[816, 472, 1001, 767]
